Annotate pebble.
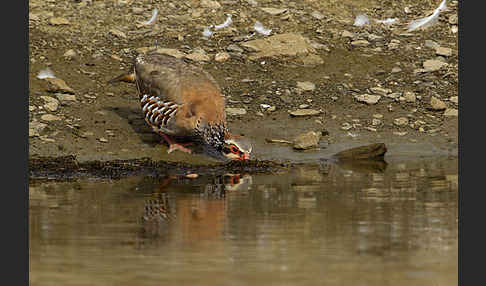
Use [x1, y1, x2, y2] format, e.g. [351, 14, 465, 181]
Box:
[45, 78, 75, 94]
[200, 0, 221, 9]
[41, 114, 61, 121]
[403, 91, 416, 103]
[98, 137, 108, 143]
[341, 30, 354, 38]
[355, 94, 381, 105]
[289, 109, 321, 117]
[298, 104, 310, 109]
[393, 131, 408, 136]
[423, 59, 448, 72]
[430, 96, 447, 110]
[214, 52, 230, 62]
[373, 114, 383, 119]
[443, 108, 458, 117]
[391, 67, 402, 73]
[41, 96, 59, 112]
[260, 7, 288, 15]
[293, 131, 322, 150]
[296, 81, 316, 91]
[63, 49, 77, 60]
[56, 93, 77, 103]
[394, 117, 409, 126]
[351, 40, 370, 47]
[449, 96, 458, 104]
[435, 47, 453, 57]
[370, 87, 392, 96]
[311, 11, 325, 20]
[448, 14, 458, 25]
[185, 52, 210, 62]
[226, 108, 247, 116]
[29, 121, 47, 137]
[108, 29, 127, 39]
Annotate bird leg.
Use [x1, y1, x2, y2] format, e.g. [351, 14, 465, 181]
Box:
[158, 132, 193, 154]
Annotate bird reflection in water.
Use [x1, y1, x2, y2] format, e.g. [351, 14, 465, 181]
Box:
[138, 173, 252, 243]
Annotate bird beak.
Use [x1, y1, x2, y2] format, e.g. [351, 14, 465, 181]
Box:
[239, 152, 250, 161]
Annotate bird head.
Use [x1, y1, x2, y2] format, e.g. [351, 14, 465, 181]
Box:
[221, 135, 252, 161]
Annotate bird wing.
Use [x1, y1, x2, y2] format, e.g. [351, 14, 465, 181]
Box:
[134, 53, 227, 136]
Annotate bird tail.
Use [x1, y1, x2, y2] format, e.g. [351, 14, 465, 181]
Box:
[107, 72, 136, 84]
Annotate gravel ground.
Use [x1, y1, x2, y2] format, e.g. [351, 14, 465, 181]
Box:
[29, 0, 458, 163]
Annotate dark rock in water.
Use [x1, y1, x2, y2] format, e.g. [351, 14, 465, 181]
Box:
[332, 143, 387, 161]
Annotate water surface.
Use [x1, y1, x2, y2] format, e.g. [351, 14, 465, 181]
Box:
[30, 157, 458, 285]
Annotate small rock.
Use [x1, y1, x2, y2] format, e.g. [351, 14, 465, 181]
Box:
[403, 91, 416, 103]
[45, 78, 75, 94]
[435, 47, 453, 57]
[214, 52, 230, 62]
[200, 0, 221, 9]
[341, 122, 353, 131]
[448, 14, 458, 25]
[429, 96, 447, 110]
[370, 87, 392, 96]
[296, 81, 316, 91]
[424, 40, 440, 49]
[373, 113, 383, 119]
[365, 127, 377, 132]
[311, 11, 325, 20]
[56, 93, 77, 103]
[391, 67, 402, 73]
[98, 137, 108, 143]
[355, 94, 381, 105]
[293, 131, 322, 150]
[240, 33, 317, 60]
[341, 30, 354, 38]
[451, 26, 458, 34]
[423, 59, 448, 72]
[29, 121, 47, 137]
[185, 52, 210, 62]
[41, 96, 59, 112]
[449, 96, 458, 104]
[63, 49, 77, 60]
[351, 40, 370, 47]
[367, 34, 383, 41]
[29, 106, 36, 112]
[372, 119, 381, 126]
[108, 29, 127, 39]
[227, 44, 244, 53]
[289, 109, 321, 117]
[393, 131, 408, 136]
[443, 108, 458, 117]
[41, 114, 61, 121]
[299, 104, 310, 109]
[49, 17, 70, 25]
[394, 117, 409, 126]
[261, 7, 288, 15]
[226, 108, 247, 116]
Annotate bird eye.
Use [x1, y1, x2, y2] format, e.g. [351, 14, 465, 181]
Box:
[230, 144, 239, 154]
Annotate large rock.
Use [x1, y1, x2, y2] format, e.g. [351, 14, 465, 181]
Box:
[293, 131, 322, 150]
[45, 78, 75, 94]
[241, 33, 317, 60]
[355, 94, 381, 105]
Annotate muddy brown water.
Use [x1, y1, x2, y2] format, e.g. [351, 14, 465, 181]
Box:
[30, 156, 457, 285]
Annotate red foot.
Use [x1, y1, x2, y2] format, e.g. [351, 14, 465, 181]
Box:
[159, 132, 193, 154]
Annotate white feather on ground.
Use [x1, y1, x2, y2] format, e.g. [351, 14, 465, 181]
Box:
[407, 0, 447, 32]
[375, 18, 398, 25]
[214, 14, 232, 30]
[202, 26, 214, 38]
[142, 8, 158, 25]
[353, 14, 370, 26]
[37, 68, 56, 79]
[254, 21, 272, 35]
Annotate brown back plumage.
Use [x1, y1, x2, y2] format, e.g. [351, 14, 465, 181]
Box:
[134, 53, 227, 140]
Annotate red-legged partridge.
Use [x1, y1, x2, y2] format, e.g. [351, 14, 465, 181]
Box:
[110, 52, 252, 161]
